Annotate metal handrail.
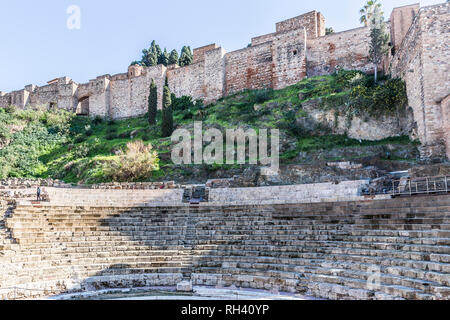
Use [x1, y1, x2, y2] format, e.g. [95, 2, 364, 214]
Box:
[391, 175, 450, 196]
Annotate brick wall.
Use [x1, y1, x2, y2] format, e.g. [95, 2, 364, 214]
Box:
[390, 3, 449, 159]
[271, 28, 307, 89]
[276, 11, 325, 39]
[193, 44, 218, 63]
[224, 43, 273, 95]
[204, 47, 226, 102]
[168, 62, 206, 101]
[306, 27, 372, 76]
[390, 4, 420, 54]
[0, 3, 447, 160]
[442, 95, 450, 160]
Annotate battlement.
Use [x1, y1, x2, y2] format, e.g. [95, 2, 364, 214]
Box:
[193, 44, 219, 63]
[0, 3, 448, 159]
[276, 10, 325, 38]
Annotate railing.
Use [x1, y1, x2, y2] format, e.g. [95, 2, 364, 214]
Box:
[391, 175, 449, 196]
[362, 175, 450, 196]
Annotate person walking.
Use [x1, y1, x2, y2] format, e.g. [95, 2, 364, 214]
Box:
[37, 186, 41, 201]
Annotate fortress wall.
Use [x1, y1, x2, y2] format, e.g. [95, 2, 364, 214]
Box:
[167, 62, 206, 101]
[0, 93, 11, 108]
[390, 4, 420, 54]
[276, 11, 325, 38]
[145, 65, 167, 111]
[204, 47, 226, 103]
[110, 78, 130, 119]
[420, 4, 450, 146]
[390, 10, 424, 142]
[251, 32, 277, 46]
[390, 3, 450, 158]
[0, 3, 447, 161]
[58, 82, 78, 112]
[442, 95, 450, 160]
[224, 42, 273, 95]
[306, 27, 372, 76]
[89, 78, 110, 118]
[193, 44, 218, 63]
[271, 28, 307, 89]
[129, 75, 151, 119]
[29, 84, 58, 107]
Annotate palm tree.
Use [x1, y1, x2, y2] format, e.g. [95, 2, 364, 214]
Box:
[360, 0, 382, 27]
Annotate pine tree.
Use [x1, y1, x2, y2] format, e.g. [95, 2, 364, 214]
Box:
[161, 82, 173, 137]
[168, 49, 179, 65]
[148, 80, 158, 125]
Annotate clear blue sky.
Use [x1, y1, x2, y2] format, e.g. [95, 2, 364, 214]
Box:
[0, 0, 443, 92]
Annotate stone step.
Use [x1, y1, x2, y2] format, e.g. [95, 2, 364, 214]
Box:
[307, 274, 425, 300]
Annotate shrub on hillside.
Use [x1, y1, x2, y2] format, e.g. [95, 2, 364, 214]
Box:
[103, 140, 159, 182]
[171, 95, 195, 111]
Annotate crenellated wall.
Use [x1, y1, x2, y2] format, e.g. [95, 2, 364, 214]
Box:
[0, 3, 448, 159]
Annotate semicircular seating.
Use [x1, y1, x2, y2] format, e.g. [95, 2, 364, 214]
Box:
[0, 194, 449, 300]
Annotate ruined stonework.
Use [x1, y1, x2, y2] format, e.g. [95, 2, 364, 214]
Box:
[0, 3, 449, 159]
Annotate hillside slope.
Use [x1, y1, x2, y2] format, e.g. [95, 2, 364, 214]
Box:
[0, 70, 420, 185]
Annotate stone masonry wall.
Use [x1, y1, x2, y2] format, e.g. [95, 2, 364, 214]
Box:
[420, 4, 450, 147]
[390, 4, 420, 54]
[193, 44, 219, 63]
[224, 43, 273, 95]
[390, 3, 449, 159]
[306, 27, 373, 76]
[442, 95, 450, 160]
[167, 62, 206, 101]
[271, 28, 307, 89]
[0, 3, 448, 160]
[276, 11, 325, 38]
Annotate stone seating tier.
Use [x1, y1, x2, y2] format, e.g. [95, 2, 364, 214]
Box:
[0, 195, 449, 300]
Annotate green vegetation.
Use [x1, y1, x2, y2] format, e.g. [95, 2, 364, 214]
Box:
[132, 40, 193, 67]
[161, 83, 174, 137]
[0, 71, 416, 183]
[148, 80, 158, 125]
[360, 0, 389, 82]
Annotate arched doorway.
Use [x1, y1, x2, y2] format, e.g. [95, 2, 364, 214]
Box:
[76, 96, 90, 116]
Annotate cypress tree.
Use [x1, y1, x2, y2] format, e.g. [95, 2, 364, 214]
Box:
[148, 79, 158, 125]
[179, 46, 193, 67]
[161, 82, 173, 137]
[168, 49, 179, 65]
[159, 48, 170, 66]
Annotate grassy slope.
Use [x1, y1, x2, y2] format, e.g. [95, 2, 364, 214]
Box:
[0, 72, 417, 184]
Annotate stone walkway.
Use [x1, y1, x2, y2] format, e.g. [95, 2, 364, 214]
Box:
[49, 286, 317, 300]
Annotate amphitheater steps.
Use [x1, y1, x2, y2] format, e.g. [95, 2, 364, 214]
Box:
[1, 195, 449, 300]
[306, 273, 439, 300]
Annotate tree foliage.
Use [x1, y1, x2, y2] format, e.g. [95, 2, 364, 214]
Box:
[161, 83, 173, 137]
[359, 0, 382, 27]
[132, 41, 192, 67]
[360, 0, 389, 82]
[179, 46, 193, 67]
[148, 80, 158, 125]
[168, 49, 179, 65]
